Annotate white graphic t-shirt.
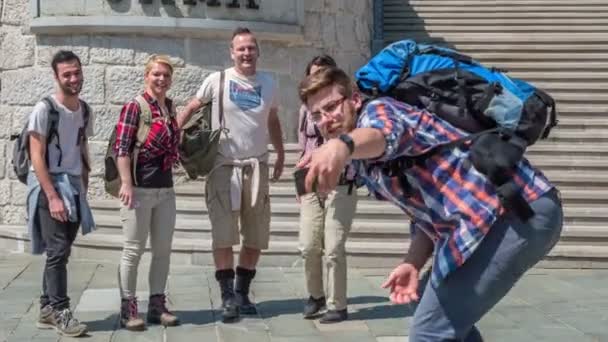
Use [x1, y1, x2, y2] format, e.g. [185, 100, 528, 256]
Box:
[196, 67, 278, 159]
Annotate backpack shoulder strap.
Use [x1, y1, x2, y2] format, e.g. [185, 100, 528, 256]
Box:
[79, 99, 91, 133]
[41, 96, 62, 167]
[218, 70, 225, 129]
[133, 95, 153, 147]
[78, 99, 91, 172]
[41, 97, 60, 140]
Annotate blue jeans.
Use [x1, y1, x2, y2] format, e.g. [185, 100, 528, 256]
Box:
[410, 188, 563, 342]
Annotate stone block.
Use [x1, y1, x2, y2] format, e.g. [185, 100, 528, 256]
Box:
[90, 36, 135, 65]
[349, 0, 373, 16]
[355, 16, 372, 51]
[1, 205, 26, 224]
[287, 47, 324, 76]
[36, 35, 90, 66]
[80, 66, 106, 105]
[274, 73, 300, 142]
[0, 143, 6, 180]
[90, 105, 122, 141]
[302, 14, 323, 45]
[168, 66, 211, 106]
[335, 13, 360, 53]
[0, 180, 9, 205]
[83, 0, 105, 16]
[106, 67, 144, 105]
[258, 42, 291, 75]
[5, 106, 32, 139]
[0, 26, 35, 70]
[87, 141, 107, 178]
[10, 181, 26, 205]
[0, 107, 13, 139]
[40, 0, 86, 16]
[1, 0, 30, 26]
[187, 39, 231, 68]
[320, 13, 338, 48]
[306, 0, 325, 12]
[133, 37, 186, 67]
[0, 68, 54, 106]
[332, 52, 369, 76]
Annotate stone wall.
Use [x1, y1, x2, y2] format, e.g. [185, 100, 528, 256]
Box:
[0, 0, 373, 224]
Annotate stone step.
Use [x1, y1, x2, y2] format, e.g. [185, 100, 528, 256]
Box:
[544, 129, 608, 142]
[90, 211, 608, 240]
[224, 146, 608, 165]
[387, 5, 608, 13]
[272, 142, 606, 157]
[386, 25, 608, 33]
[1, 225, 607, 267]
[384, 12, 608, 19]
[89, 199, 608, 224]
[385, 33, 608, 44]
[174, 184, 608, 203]
[446, 44, 608, 52]
[387, 0, 608, 6]
[384, 18, 608, 26]
[476, 54, 608, 62]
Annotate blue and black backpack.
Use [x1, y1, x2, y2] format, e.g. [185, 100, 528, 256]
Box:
[355, 40, 558, 219]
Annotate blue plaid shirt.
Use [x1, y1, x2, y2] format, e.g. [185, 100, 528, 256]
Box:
[352, 97, 554, 286]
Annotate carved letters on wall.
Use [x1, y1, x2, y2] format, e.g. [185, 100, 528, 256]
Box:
[133, 0, 260, 9]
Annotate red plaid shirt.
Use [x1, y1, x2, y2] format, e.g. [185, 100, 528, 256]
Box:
[114, 92, 179, 171]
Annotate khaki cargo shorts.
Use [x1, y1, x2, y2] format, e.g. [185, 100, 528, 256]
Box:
[205, 164, 271, 250]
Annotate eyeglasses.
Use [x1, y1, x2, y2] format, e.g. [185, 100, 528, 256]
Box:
[309, 96, 347, 123]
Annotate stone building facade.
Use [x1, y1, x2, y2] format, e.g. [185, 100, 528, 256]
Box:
[0, 0, 373, 224]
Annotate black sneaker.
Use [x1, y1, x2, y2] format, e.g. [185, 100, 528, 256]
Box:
[303, 296, 326, 319]
[319, 309, 348, 324]
[36, 305, 55, 329]
[54, 308, 87, 337]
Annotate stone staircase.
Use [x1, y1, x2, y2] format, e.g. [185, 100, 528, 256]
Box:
[1, 0, 607, 267]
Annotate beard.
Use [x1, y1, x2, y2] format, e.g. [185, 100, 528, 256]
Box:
[59, 81, 82, 96]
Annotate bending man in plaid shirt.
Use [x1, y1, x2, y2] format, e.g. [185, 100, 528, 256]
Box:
[298, 67, 563, 341]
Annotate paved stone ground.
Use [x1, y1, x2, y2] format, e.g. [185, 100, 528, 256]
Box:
[1, 253, 607, 342]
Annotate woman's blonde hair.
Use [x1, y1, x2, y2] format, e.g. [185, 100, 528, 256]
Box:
[144, 54, 174, 76]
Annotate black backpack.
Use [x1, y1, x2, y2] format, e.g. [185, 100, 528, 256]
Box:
[10, 97, 90, 184]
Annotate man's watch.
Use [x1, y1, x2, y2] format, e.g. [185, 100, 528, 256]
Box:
[337, 134, 355, 156]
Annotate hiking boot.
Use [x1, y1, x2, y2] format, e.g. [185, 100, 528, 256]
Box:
[120, 298, 145, 331]
[147, 294, 179, 327]
[319, 309, 348, 324]
[37, 304, 55, 329]
[216, 269, 239, 323]
[302, 296, 326, 319]
[235, 267, 257, 315]
[53, 308, 88, 337]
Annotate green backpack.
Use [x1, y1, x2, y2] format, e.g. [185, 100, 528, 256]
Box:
[179, 70, 227, 179]
[103, 95, 171, 197]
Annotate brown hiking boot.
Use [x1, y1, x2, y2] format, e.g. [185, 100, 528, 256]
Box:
[120, 298, 145, 331]
[147, 294, 179, 327]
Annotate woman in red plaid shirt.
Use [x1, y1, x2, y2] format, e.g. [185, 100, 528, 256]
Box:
[113, 55, 180, 331]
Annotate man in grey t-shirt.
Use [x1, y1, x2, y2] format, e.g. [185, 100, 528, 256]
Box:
[28, 51, 93, 338]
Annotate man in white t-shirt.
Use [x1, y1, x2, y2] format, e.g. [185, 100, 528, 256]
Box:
[28, 50, 95, 337]
[178, 27, 285, 322]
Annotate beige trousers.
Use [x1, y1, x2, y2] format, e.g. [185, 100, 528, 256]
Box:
[118, 187, 176, 298]
[298, 184, 358, 310]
